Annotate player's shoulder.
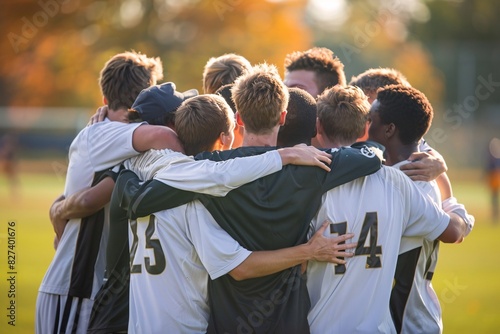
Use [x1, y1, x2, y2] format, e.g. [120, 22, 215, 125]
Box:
[373, 165, 412, 190]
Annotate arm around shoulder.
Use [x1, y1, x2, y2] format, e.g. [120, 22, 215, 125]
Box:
[132, 124, 184, 153]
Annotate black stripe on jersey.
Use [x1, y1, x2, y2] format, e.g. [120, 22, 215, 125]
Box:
[59, 296, 74, 334]
[390, 247, 421, 334]
[53, 295, 61, 334]
[71, 298, 83, 334]
[68, 170, 114, 298]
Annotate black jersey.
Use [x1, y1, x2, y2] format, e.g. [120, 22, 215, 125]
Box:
[123, 142, 382, 333]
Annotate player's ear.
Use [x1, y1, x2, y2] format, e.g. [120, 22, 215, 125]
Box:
[102, 96, 108, 105]
[235, 112, 244, 127]
[385, 123, 396, 139]
[316, 117, 323, 135]
[279, 110, 287, 126]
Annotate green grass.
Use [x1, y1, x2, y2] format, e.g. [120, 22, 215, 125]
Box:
[0, 170, 498, 333]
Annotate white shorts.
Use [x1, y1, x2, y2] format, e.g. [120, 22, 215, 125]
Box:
[36, 292, 93, 334]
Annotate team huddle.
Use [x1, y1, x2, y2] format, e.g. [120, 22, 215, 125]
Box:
[37, 47, 474, 333]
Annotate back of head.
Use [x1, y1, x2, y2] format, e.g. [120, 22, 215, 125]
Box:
[175, 94, 234, 156]
[99, 51, 163, 110]
[284, 47, 346, 93]
[350, 68, 410, 98]
[128, 82, 198, 127]
[232, 63, 289, 135]
[317, 85, 370, 145]
[215, 83, 237, 114]
[203, 53, 252, 94]
[277, 88, 317, 147]
[376, 85, 433, 144]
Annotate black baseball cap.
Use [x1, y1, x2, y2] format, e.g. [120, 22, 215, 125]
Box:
[131, 82, 198, 124]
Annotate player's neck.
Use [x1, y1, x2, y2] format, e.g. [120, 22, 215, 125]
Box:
[385, 143, 419, 166]
[107, 107, 129, 123]
[242, 130, 278, 147]
[319, 136, 352, 149]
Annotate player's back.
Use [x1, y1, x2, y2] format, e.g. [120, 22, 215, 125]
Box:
[307, 166, 450, 334]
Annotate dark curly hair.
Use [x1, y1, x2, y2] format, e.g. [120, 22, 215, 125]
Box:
[284, 47, 346, 92]
[376, 85, 433, 145]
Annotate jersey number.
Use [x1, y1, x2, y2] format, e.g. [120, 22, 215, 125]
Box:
[330, 212, 382, 274]
[130, 215, 166, 275]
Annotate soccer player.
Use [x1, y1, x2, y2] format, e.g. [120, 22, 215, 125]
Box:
[368, 84, 474, 333]
[283, 47, 346, 98]
[283, 47, 346, 147]
[54, 84, 332, 334]
[203, 53, 252, 148]
[36, 51, 186, 334]
[306, 85, 471, 333]
[118, 94, 355, 333]
[202, 53, 252, 94]
[277, 87, 317, 147]
[349, 67, 448, 185]
[349, 67, 411, 104]
[119, 64, 384, 333]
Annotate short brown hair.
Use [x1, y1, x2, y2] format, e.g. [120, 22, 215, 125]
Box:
[203, 54, 252, 94]
[317, 85, 370, 144]
[376, 85, 433, 144]
[99, 51, 163, 110]
[232, 63, 289, 135]
[284, 47, 346, 92]
[175, 94, 235, 156]
[349, 68, 410, 96]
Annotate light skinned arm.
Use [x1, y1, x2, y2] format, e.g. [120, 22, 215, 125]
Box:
[277, 144, 331, 172]
[132, 124, 185, 153]
[49, 177, 115, 239]
[229, 221, 355, 281]
[399, 150, 447, 182]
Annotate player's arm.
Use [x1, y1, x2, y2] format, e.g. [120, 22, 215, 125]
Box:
[229, 222, 356, 281]
[125, 146, 332, 218]
[132, 124, 185, 153]
[436, 212, 468, 243]
[49, 177, 115, 238]
[399, 150, 448, 182]
[277, 145, 331, 171]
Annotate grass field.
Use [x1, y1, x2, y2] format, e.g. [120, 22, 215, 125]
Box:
[0, 167, 499, 333]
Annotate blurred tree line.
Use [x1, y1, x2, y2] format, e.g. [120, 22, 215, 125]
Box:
[0, 0, 311, 107]
[1, 0, 499, 166]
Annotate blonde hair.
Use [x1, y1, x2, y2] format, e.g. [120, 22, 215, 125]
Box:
[317, 85, 370, 144]
[203, 53, 252, 94]
[99, 51, 163, 110]
[232, 63, 289, 135]
[175, 94, 234, 156]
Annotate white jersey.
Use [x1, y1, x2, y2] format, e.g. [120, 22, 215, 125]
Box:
[123, 148, 282, 333]
[123, 148, 283, 196]
[392, 161, 443, 334]
[307, 166, 450, 334]
[39, 119, 143, 298]
[128, 201, 251, 334]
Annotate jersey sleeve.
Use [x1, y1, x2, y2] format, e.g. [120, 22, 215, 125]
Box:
[88, 121, 144, 171]
[153, 150, 282, 196]
[402, 174, 451, 241]
[321, 143, 383, 192]
[185, 201, 251, 280]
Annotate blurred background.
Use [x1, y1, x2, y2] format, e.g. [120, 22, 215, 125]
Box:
[0, 0, 499, 333]
[1, 0, 499, 166]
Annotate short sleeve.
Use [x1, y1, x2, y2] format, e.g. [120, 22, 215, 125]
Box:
[185, 201, 251, 280]
[88, 120, 144, 171]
